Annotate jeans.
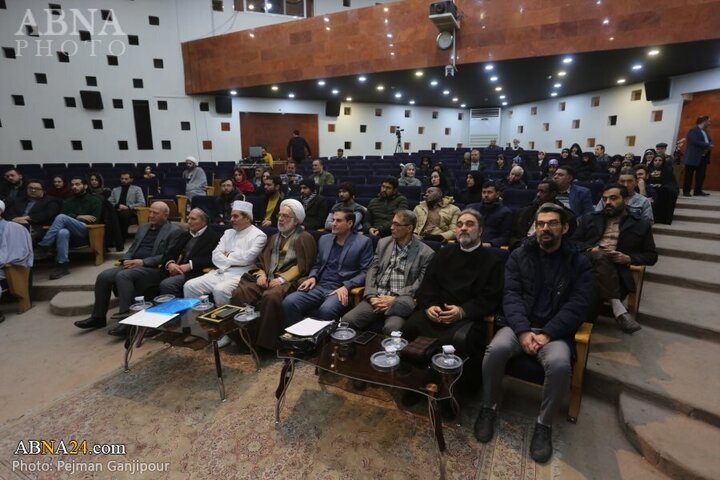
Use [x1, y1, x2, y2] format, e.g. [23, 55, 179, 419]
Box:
[38, 214, 88, 264]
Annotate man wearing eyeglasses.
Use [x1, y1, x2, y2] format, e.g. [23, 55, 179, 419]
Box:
[5, 180, 62, 245]
[475, 202, 592, 464]
[344, 210, 435, 334]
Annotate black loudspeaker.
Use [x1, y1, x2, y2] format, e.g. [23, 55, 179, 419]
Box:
[79, 90, 103, 110]
[429, 1, 457, 16]
[325, 100, 341, 117]
[645, 79, 670, 101]
[215, 95, 232, 114]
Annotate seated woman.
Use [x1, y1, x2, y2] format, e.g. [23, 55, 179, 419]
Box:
[143, 166, 156, 179]
[495, 154, 509, 171]
[558, 148, 572, 167]
[232, 168, 255, 195]
[46, 175, 73, 199]
[607, 155, 624, 182]
[87, 173, 111, 199]
[575, 152, 599, 181]
[457, 171, 485, 204]
[641, 148, 656, 167]
[398, 163, 422, 187]
[429, 170, 453, 198]
[648, 154, 679, 224]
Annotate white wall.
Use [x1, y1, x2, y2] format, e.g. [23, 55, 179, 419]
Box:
[499, 67, 720, 156]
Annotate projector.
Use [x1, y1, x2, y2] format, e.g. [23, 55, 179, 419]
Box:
[429, 1, 460, 31]
[429, 1, 456, 16]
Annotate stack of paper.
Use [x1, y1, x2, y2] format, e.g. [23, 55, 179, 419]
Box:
[120, 311, 177, 328]
[285, 318, 334, 336]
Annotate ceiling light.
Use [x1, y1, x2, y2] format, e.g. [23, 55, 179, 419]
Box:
[409, 100, 415, 105]
[452, 97, 458, 102]
[460, 103, 466, 108]
[490, 76, 498, 82]
[249, 33, 255, 38]
[358, 76, 367, 82]
[495, 86, 502, 91]
[550, 92, 558, 97]
[323, 17, 329, 22]
[430, 80, 438, 86]
[648, 49, 660, 56]
[395, 93, 402, 98]
[288, 93, 295, 98]
[317, 80, 326, 86]
[442, 90, 450, 95]
[553, 83, 562, 88]
[230, 90, 237, 95]
[562, 57, 573, 64]
[632, 64, 643, 70]
[248, 4, 254, 9]
[499, 95, 506, 99]
[384, 6, 389, 12]
[331, 89, 339, 95]
[485, 64, 494, 71]
[271, 85, 278, 91]
[415, 71, 424, 77]
[617, 78, 626, 84]
[384, 19, 388, 24]
[390, 52, 395, 56]
[596, 0, 602, 4]
[558, 71, 567, 77]
[345, 97, 352, 102]
[326, 26, 331, 31]
[386, 33, 392, 38]
[501, 101, 508, 106]
[609, 36, 615, 41]
[602, 18, 609, 24]
[377, 85, 385, 91]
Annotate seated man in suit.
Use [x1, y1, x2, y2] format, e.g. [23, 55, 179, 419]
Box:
[35, 176, 103, 280]
[475, 203, 593, 463]
[109, 172, 146, 241]
[402, 208, 503, 346]
[0, 199, 33, 323]
[74, 202, 181, 335]
[158, 208, 221, 297]
[6, 179, 61, 245]
[552, 166, 593, 218]
[230, 199, 317, 350]
[468, 181, 513, 248]
[574, 183, 658, 333]
[282, 208, 373, 325]
[344, 209, 435, 334]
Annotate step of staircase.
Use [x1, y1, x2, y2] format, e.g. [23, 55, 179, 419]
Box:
[652, 221, 720, 241]
[654, 234, 720, 262]
[586, 320, 720, 428]
[672, 208, 720, 219]
[638, 281, 720, 342]
[645, 256, 720, 293]
[50, 291, 118, 316]
[672, 214, 720, 224]
[619, 391, 720, 480]
[31, 255, 125, 301]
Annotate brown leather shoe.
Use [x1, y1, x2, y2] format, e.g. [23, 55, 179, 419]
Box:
[616, 313, 641, 333]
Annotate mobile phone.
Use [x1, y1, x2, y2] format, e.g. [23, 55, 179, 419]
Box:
[354, 331, 377, 345]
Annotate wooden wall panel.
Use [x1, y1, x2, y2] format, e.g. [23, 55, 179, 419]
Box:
[677, 90, 720, 190]
[182, 0, 720, 94]
[239, 112, 318, 169]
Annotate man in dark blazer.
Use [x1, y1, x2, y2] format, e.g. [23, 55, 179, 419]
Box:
[344, 209, 435, 334]
[74, 201, 181, 335]
[282, 208, 373, 325]
[682, 115, 713, 196]
[553, 166, 593, 217]
[158, 208, 221, 297]
[5, 179, 62, 245]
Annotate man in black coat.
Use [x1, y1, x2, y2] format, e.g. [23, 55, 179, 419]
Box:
[468, 180, 513, 248]
[573, 183, 658, 333]
[298, 177, 328, 230]
[475, 203, 592, 463]
[5, 179, 61, 244]
[509, 180, 575, 250]
[158, 208, 222, 297]
[286, 129, 311, 164]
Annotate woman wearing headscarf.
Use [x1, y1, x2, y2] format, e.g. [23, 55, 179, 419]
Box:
[232, 168, 255, 194]
[457, 171, 485, 204]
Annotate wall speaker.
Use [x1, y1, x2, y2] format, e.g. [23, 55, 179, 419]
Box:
[79, 90, 103, 110]
[645, 79, 670, 101]
[215, 95, 232, 114]
[325, 100, 341, 117]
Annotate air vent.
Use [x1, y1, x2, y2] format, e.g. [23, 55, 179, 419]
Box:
[471, 108, 500, 118]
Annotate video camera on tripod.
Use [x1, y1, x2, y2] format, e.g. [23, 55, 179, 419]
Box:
[393, 126, 404, 153]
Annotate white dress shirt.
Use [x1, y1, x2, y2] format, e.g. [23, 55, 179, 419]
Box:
[212, 225, 267, 275]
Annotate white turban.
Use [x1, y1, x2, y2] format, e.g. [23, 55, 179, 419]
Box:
[280, 199, 305, 223]
[231, 200, 254, 220]
[185, 156, 197, 164]
[0, 199, 4, 213]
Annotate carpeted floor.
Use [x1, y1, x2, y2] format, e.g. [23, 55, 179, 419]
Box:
[0, 347, 560, 479]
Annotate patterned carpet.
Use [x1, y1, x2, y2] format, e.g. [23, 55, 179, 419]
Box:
[0, 347, 559, 479]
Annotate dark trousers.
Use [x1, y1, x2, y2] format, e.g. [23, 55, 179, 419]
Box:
[116, 209, 134, 240]
[683, 158, 708, 194]
[232, 278, 295, 350]
[92, 266, 167, 319]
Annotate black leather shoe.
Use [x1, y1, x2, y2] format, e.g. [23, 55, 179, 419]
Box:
[108, 323, 130, 337]
[682, 192, 692, 197]
[74, 317, 107, 329]
[694, 191, 710, 196]
[530, 422, 553, 463]
[49, 262, 70, 280]
[473, 407, 497, 443]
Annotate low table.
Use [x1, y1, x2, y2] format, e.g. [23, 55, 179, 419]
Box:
[275, 334, 463, 461]
[122, 307, 260, 401]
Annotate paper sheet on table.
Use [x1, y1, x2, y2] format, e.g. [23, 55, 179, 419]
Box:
[120, 310, 178, 328]
[285, 318, 333, 337]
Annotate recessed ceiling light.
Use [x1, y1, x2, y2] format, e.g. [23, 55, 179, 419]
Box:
[442, 90, 450, 95]
[271, 85, 278, 91]
[323, 17, 329, 22]
[384, 6, 389, 11]
[490, 76, 498, 82]
[550, 92, 558, 97]
[326, 26, 331, 31]
[558, 71, 567, 77]
[499, 95, 506, 99]
[390, 52, 395, 56]
[345, 97, 352, 102]
[495, 86, 502, 91]
[596, 0, 601, 4]
[460, 103, 466, 108]
[609, 36, 615, 41]
[648, 49, 660, 56]
[230, 90, 237, 95]
[248, 4, 254, 9]
[395, 93, 402, 98]
[452, 97, 458, 102]
[617, 78, 626, 84]
[485, 64, 494, 71]
[386, 33, 392, 38]
[288, 93, 295, 98]
[249, 33, 255, 38]
[377, 85, 385, 91]
[553, 83, 562, 88]
[409, 100, 415, 105]
[317, 80, 326, 86]
[384, 19, 388, 24]
[562, 57, 573, 64]
[331, 89, 339, 95]
[358, 76, 367, 82]
[632, 64, 643, 70]
[389, 43, 394, 47]
[430, 80, 438, 86]
[602, 18, 609, 24]
[501, 101, 508, 106]
[415, 71, 424, 77]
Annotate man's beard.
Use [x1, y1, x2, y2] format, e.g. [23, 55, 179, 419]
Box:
[603, 205, 623, 218]
[457, 232, 479, 248]
[538, 232, 560, 249]
[278, 222, 296, 235]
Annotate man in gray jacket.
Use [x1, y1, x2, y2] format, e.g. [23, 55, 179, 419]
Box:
[345, 210, 435, 334]
[73, 202, 181, 336]
[109, 172, 146, 240]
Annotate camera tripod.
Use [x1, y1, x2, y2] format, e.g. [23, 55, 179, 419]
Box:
[394, 134, 403, 154]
